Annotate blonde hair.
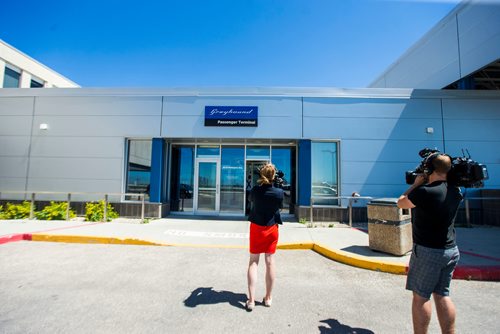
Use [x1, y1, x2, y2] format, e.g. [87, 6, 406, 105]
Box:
[258, 163, 276, 185]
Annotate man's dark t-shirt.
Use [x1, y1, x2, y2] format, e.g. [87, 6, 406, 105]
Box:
[408, 181, 463, 249]
[248, 184, 284, 226]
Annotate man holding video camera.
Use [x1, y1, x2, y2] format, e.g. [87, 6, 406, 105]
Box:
[398, 153, 463, 334]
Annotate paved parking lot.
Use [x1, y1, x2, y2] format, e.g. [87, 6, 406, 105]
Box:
[1, 242, 499, 333]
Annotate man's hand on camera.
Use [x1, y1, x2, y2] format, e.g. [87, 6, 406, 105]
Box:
[413, 174, 428, 186]
[398, 175, 426, 209]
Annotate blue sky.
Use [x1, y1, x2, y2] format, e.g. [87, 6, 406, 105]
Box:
[1, 0, 462, 88]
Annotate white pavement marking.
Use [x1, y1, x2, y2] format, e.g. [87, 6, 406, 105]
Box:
[164, 229, 249, 239]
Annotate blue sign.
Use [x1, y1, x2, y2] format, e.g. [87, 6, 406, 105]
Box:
[205, 106, 258, 127]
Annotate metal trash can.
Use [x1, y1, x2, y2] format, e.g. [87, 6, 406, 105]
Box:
[367, 198, 412, 256]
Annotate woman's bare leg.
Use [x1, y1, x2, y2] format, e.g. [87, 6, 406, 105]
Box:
[264, 253, 275, 302]
[247, 253, 260, 303]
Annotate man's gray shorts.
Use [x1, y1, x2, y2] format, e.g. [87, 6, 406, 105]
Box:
[406, 244, 460, 299]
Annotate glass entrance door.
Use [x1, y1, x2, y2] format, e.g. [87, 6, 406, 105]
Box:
[194, 159, 220, 213]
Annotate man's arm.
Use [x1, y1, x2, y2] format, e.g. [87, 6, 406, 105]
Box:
[397, 175, 427, 209]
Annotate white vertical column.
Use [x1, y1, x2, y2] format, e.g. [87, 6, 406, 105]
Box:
[0, 59, 5, 88]
[20, 70, 32, 88]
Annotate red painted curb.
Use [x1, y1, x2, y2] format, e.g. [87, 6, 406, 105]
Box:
[0, 222, 100, 245]
[0, 233, 32, 244]
[453, 265, 500, 281]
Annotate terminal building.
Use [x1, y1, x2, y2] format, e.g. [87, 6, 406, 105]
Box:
[0, 1, 499, 224]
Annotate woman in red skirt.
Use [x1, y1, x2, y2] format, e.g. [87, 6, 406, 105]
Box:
[245, 163, 284, 311]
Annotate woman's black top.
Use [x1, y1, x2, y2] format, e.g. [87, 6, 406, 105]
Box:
[248, 184, 284, 226]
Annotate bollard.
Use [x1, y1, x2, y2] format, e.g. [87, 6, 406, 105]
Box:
[30, 193, 35, 220]
[103, 194, 108, 222]
[310, 197, 314, 227]
[66, 193, 71, 221]
[349, 192, 360, 227]
[141, 194, 145, 223]
[348, 199, 353, 227]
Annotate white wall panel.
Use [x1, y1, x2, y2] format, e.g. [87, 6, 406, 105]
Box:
[162, 115, 301, 139]
[303, 97, 443, 140]
[0, 116, 33, 135]
[0, 97, 33, 115]
[442, 99, 500, 120]
[162, 96, 302, 138]
[28, 157, 122, 180]
[26, 178, 122, 195]
[457, 3, 500, 78]
[342, 161, 410, 186]
[30, 115, 161, 137]
[382, 18, 459, 88]
[0, 177, 27, 195]
[0, 136, 31, 156]
[304, 117, 443, 140]
[30, 137, 124, 158]
[35, 96, 162, 116]
[341, 139, 444, 163]
[444, 119, 500, 141]
[0, 157, 28, 178]
[371, 2, 500, 89]
[163, 96, 300, 116]
[304, 98, 441, 118]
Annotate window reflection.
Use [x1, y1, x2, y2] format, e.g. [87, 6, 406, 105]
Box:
[170, 145, 194, 212]
[197, 146, 220, 157]
[126, 139, 152, 201]
[311, 142, 338, 206]
[3, 66, 20, 88]
[221, 146, 244, 213]
[272, 147, 295, 213]
[246, 146, 270, 160]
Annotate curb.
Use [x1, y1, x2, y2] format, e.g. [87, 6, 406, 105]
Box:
[453, 265, 500, 281]
[3, 233, 499, 281]
[313, 243, 408, 275]
[31, 234, 165, 246]
[0, 233, 31, 244]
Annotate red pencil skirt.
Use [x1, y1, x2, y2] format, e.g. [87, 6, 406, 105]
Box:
[249, 222, 279, 254]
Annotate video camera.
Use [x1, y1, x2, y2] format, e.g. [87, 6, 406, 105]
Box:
[405, 148, 488, 188]
[274, 170, 285, 188]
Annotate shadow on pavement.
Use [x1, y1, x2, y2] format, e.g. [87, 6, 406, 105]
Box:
[318, 318, 374, 334]
[341, 245, 410, 258]
[183, 287, 247, 310]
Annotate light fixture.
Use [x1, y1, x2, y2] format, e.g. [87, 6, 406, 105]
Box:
[39, 123, 49, 130]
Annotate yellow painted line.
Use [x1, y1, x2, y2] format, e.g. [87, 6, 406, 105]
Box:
[31, 234, 247, 249]
[313, 243, 408, 275]
[30, 234, 407, 275]
[277, 242, 314, 250]
[31, 234, 165, 246]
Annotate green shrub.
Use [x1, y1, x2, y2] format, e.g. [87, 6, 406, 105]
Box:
[35, 201, 76, 221]
[299, 218, 308, 225]
[0, 201, 32, 219]
[85, 200, 119, 222]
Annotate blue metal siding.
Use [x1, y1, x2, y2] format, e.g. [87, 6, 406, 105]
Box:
[298, 140, 311, 206]
[150, 138, 165, 203]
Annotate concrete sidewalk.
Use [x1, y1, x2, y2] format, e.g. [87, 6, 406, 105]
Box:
[1, 218, 499, 280]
